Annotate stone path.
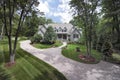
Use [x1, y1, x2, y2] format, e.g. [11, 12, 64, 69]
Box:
[20, 40, 120, 80]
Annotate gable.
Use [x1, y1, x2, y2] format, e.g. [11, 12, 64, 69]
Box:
[38, 23, 82, 35]
[72, 29, 80, 34]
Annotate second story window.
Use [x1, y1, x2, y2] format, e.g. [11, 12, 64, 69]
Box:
[73, 34, 79, 38]
[54, 27, 58, 32]
[59, 27, 62, 32]
[63, 27, 67, 32]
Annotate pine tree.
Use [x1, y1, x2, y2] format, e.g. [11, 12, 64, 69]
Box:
[44, 26, 57, 44]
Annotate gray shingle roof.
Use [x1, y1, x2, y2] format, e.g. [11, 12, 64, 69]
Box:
[48, 23, 74, 34]
[38, 23, 81, 35]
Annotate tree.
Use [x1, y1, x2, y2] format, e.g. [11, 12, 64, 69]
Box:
[30, 33, 42, 43]
[22, 11, 40, 37]
[102, 42, 113, 61]
[96, 18, 111, 52]
[101, 0, 120, 50]
[46, 18, 53, 24]
[0, 22, 4, 39]
[22, 15, 53, 37]
[39, 17, 53, 25]
[39, 17, 46, 25]
[0, 0, 39, 63]
[43, 26, 57, 44]
[70, 0, 100, 56]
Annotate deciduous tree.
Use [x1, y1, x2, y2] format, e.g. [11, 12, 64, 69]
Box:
[0, 0, 39, 63]
[70, 0, 100, 56]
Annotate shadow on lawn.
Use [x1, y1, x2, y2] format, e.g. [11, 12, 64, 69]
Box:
[0, 52, 11, 80]
[0, 68, 10, 80]
[33, 70, 67, 80]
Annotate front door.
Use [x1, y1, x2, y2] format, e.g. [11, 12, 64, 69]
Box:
[58, 34, 62, 39]
[63, 34, 67, 40]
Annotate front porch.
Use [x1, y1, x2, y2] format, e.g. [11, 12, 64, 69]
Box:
[57, 34, 68, 41]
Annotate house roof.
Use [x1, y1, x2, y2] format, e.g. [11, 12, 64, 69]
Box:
[48, 23, 74, 34]
[38, 23, 81, 35]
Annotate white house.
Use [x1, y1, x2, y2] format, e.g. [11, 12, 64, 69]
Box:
[38, 23, 82, 42]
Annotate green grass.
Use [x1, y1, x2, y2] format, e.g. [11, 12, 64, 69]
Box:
[113, 53, 120, 61]
[19, 36, 28, 40]
[0, 39, 67, 80]
[105, 53, 120, 64]
[62, 43, 102, 64]
[33, 41, 62, 49]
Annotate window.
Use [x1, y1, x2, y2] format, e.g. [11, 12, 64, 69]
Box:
[73, 34, 79, 38]
[54, 27, 58, 32]
[64, 27, 67, 32]
[55, 29, 58, 32]
[59, 27, 62, 32]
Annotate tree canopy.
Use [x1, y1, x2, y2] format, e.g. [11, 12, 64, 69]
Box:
[69, 0, 120, 54]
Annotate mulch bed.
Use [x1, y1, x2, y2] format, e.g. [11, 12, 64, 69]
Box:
[79, 54, 96, 62]
[4, 62, 16, 68]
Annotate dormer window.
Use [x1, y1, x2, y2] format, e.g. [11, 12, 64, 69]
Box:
[59, 27, 62, 32]
[54, 27, 57, 32]
[63, 27, 67, 32]
[57, 29, 59, 32]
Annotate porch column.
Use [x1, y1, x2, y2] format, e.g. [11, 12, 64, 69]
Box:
[66, 34, 68, 41]
[62, 34, 63, 41]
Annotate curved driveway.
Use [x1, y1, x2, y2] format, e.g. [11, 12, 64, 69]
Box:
[20, 40, 120, 80]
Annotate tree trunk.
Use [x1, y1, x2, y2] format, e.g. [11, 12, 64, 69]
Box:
[13, 10, 24, 55]
[86, 39, 89, 56]
[10, 54, 15, 63]
[84, 5, 90, 56]
[117, 32, 120, 43]
[0, 24, 4, 39]
[8, 35, 14, 63]
[88, 40, 92, 56]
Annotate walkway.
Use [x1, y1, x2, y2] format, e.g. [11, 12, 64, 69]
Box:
[20, 40, 120, 80]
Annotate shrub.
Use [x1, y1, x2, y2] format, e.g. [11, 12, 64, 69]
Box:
[30, 33, 42, 43]
[102, 42, 113, 60]
[114, 43, 120, 50]
[43, 26, 57, 44]
[102, 42, 112, 52]
[54, 40, 62, 47]
[30, 37, 35, 44]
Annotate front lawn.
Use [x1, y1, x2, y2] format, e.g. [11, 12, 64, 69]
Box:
[113, 53, 120, 61]
[105, 53, 120, 64]
[32, 41, 62, 49]
[62, 43, 102, 64]
[0, 39, 67, 80]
